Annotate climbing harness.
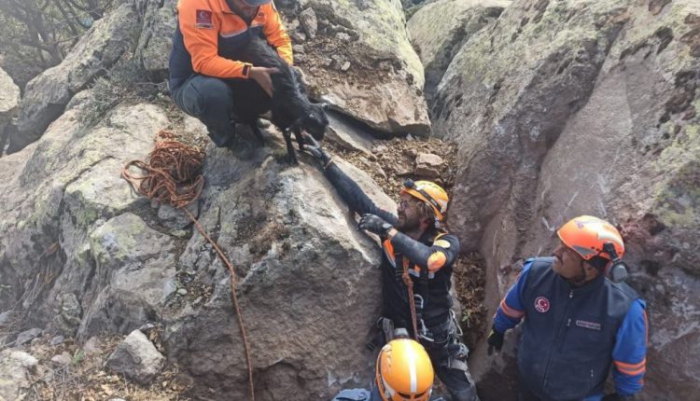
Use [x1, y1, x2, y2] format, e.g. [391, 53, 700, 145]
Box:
[122, 130, 255, 400]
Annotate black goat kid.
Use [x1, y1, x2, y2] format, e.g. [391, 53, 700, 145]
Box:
[230, 35, 328, 164]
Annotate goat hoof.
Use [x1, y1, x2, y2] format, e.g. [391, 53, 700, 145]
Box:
[287, 153, 299, 165]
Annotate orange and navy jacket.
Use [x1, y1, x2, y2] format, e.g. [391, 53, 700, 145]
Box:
[494, 258, 648, 400]
[323, 162, 460, 330]
[168, 0, 293, 90]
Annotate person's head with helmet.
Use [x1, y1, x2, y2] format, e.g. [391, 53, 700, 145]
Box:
[397, 179, 450, 234]
[553, 215, 627, 285]
[228, 0, 271, 19]
[375, 330, 435, 401]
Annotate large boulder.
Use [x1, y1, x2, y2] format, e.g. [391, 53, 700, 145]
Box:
[106, 329, 166, 385]
[433, 0, 700, 399]
[283, 0, 430, 137]
[0, 89, 393, 399]
[407, 0, 510, 101]
[0, 101, 169, 320]
[77, 212, 177, 337]
[162, 143, 391, 399]
[0, 67, 19, 121]
[12, 3, 140, 151]
[0, 67, 19, 154]
[0, 350, 37, 400]
[134, 0, 178, 74]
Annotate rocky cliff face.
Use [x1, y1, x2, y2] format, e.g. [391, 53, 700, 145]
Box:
[430, 0, 700, 399]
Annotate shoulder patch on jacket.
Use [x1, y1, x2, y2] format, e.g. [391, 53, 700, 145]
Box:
[195, 10, 213, 29]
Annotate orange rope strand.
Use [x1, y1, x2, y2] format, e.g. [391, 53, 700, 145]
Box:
[402, 263, 419, 341]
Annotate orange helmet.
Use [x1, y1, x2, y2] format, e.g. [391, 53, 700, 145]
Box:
[375, 338, 434, 401]
[557, 215, 625, 262]
[401, 180, 449, 222]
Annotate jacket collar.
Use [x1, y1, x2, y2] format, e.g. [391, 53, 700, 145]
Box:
[560, 270, 606, 295]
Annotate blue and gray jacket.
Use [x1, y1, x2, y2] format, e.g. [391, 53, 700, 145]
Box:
[494, 257, 648, 400]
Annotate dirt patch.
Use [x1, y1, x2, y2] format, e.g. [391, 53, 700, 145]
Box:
[453, 253, 488, 350]
[328, 136, 458, 198]
[18, 330, 193, 401]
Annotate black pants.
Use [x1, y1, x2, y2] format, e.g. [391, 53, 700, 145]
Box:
[170, 74, 270, 147]
[518, 383, 542, 401]
[424, 337, 479, 401]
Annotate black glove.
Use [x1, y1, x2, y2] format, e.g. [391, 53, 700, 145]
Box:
[487, 326, 504, 355]
[602, 394, 634, 401]
[358, 213, 393, 236]
[302, 132, 331, 165]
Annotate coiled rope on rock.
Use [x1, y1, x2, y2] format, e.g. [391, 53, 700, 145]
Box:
[122, 130, 255, 400]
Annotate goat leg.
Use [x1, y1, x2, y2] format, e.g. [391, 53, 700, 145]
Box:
[283, 129, 298, 165]
[250, 124, 266, 147]
[293, 127, 305, 151]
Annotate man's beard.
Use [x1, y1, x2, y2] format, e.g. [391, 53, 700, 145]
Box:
[397, 214, 421, 232]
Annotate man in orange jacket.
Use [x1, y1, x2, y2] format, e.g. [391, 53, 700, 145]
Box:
[168, 0, 293, 147]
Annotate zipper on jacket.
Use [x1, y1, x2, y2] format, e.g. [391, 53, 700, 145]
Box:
[557, 318, 572, 352]
[542, 290, 574, 390]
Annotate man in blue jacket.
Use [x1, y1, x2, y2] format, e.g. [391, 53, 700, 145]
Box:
[488, 215, 648, 401]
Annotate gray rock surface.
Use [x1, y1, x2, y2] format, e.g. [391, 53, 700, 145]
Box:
[13, 4, 139, 150]
[0, 102, 169, 326]
[0, 350, 37, 400]
[326, 112, 376, 155]
[0, 67, 19, 116]
[299, 7, 319, 39]
[407, 0, 510, 101]
[106, 329, 165, 385]
[78, 212, 177, 337]
[135, 0, 178, 73]
[15, 328, 43, 346]
[49, 292, 82, 337]
[161, 141, 389, 399]
[414, 152, 443, 178]
[0, 67, 19, 155]
[286, 0, 430, 136]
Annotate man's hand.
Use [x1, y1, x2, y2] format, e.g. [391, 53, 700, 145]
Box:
[359, 214, 393, 236]
[249, 66, 279, 97]
[602, 394, 634, 401]
[302, 132, 331, 164]
[487, 326, 504, 355]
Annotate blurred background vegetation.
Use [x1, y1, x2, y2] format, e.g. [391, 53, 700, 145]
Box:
[0, 0, 114, 90]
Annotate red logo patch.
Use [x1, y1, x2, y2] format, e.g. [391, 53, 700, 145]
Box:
[534, 296, 550, 313]
[196, 10, 213, 29]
